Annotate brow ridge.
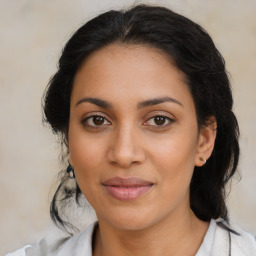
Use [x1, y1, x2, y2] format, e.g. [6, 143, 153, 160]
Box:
[75, 97, 113, 108]
[75, 96, 183, 109]
[137, 96, 183, 108]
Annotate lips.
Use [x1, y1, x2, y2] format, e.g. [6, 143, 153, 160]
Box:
[102, 176, 153, 201]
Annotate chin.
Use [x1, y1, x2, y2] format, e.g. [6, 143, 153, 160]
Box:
[98, 207, 160, 232]
[112, 218, 153, 231]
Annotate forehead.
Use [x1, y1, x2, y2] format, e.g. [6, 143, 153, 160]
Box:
[72, 44, 193, 108]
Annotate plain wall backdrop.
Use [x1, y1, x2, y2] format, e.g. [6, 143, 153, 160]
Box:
[1, 0, 255, 254]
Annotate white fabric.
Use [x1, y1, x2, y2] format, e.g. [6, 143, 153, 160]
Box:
[212, 222, 256, 256]
[56, 223, 95, 256]
[5, 220, 256, 256]
[196, 219, 216, 255]
[5, 245, 31, 256]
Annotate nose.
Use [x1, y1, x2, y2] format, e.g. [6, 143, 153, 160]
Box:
[107, 124, 146, 168]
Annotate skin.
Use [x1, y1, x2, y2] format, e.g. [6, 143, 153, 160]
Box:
[68, 44, 217, 256]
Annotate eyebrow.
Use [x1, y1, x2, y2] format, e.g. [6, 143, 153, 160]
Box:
[75, 96, 183, 109]
[137, 96, 183, 108]
[75, 97, 113, 108]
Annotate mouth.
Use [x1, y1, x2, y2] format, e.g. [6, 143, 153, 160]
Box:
[102, 176, 154, 201]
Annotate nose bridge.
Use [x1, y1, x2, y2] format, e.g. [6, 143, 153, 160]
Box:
[116, 123, 136, 152]
[108, 121, 145, 167]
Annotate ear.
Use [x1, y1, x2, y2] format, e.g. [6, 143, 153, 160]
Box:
[68, 152, 74, 166]
[64, 130, 73, 165]
[195, 116, 217, 167]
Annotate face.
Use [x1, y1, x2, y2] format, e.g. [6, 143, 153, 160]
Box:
[68, 44, 213, 231]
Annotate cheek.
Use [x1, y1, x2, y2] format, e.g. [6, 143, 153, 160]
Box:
[68, 134, 106, 206]
[71, 141, 102, 167]
[149, 133, 197, 171]
[68, 126, 107, 180]
[149, 144, 194, 213]
[148, 131, 198, 192]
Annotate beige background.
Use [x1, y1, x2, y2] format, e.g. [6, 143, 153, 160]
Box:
[1, 0, 255, 254]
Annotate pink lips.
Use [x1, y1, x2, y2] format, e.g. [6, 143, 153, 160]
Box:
[102, 176, 153, 201]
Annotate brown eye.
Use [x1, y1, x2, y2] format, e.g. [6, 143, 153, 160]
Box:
[145, 115, 174, 127]
[154, 116, 166, 125]
[93, 116, 105, 125]
[82, 115, 111, 127]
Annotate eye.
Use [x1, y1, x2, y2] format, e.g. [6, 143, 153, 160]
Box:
[144, 115, 174, 127]
[82, 115, 111, 127]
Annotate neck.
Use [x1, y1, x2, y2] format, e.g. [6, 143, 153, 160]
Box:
[93, 206, 209, 256]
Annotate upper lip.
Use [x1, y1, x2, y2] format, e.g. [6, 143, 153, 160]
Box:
[102, 176, 153, 187]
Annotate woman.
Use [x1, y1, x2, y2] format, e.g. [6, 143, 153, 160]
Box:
[7, 4, 256, 256]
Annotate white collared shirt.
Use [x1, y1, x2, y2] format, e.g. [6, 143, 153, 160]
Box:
[5, 219, 256, 256]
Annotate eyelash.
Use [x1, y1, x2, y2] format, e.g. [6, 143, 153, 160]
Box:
[143, 115, 174, 128]
[81, 114, 174, 129]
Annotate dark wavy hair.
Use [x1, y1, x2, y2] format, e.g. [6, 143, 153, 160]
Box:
[43, 4, 240, 233]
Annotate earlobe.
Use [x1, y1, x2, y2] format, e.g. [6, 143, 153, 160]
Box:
[195, 116, 217, 167]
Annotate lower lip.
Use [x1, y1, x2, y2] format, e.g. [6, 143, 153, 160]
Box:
[103, 185, 153, 201]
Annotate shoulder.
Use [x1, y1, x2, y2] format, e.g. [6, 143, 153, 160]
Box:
[5, 245, 31, 256]
[5, 222, 96, 256]
[229, 222, 256, 256]
[213, 219, 256, 256]
[56, 222, 95, 256]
